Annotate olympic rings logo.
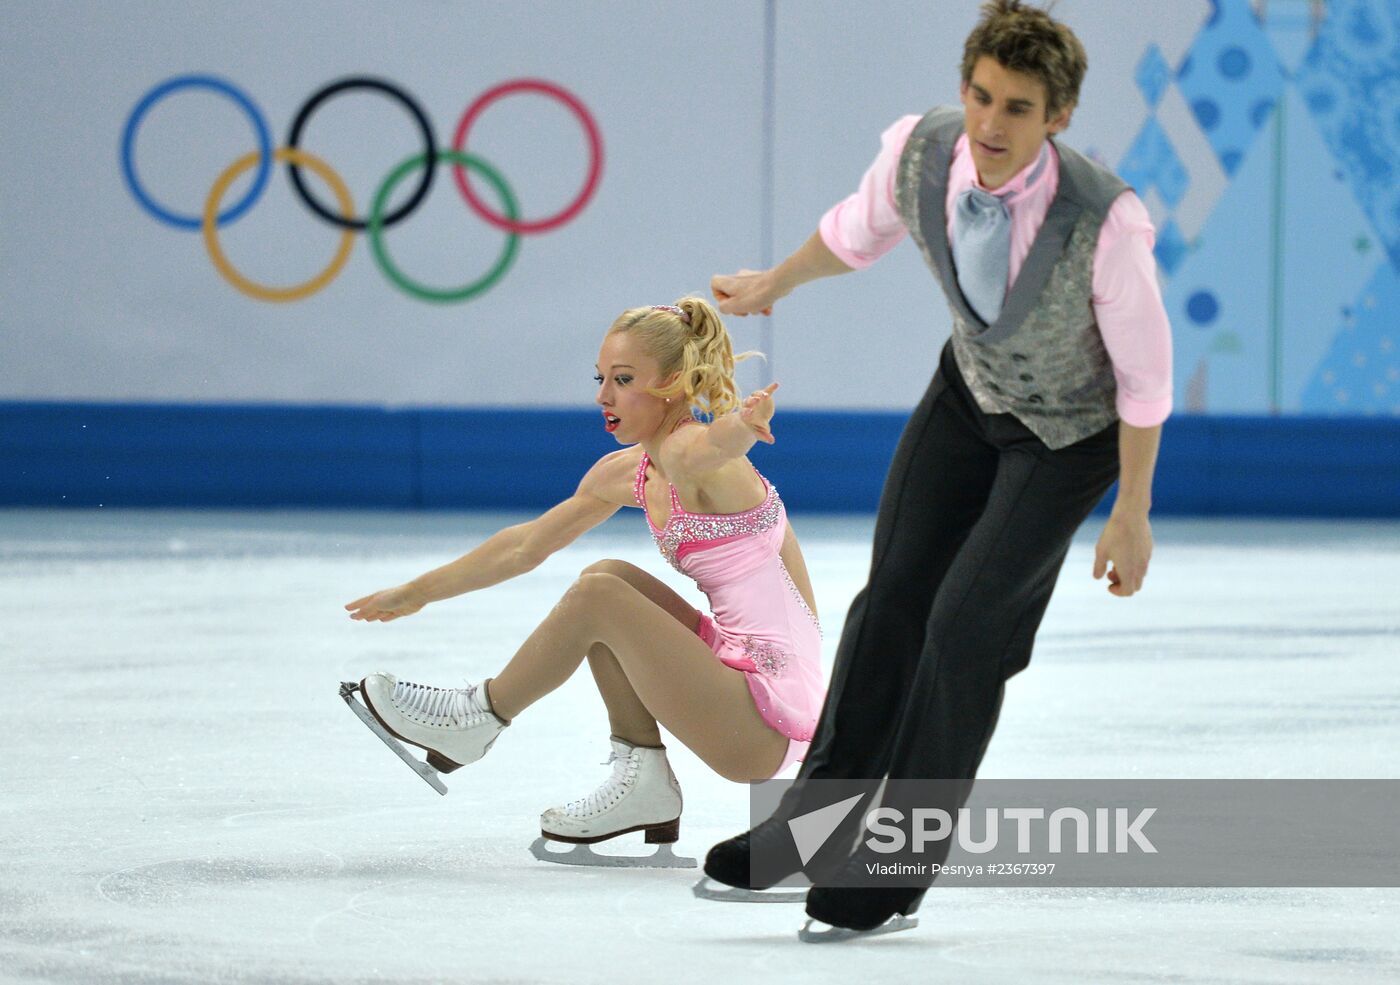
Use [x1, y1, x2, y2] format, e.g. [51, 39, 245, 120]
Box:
[120, 74, 603, 304]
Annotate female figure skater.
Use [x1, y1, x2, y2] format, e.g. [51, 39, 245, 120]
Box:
[344, 297, 824, 860]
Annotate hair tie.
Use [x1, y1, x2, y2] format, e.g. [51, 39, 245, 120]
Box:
[650, 304, 691, 325]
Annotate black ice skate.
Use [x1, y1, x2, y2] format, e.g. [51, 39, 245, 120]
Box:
[796, 912, 920, 943]
[691, 821, 807, 903]
[798, 880, 924, 943]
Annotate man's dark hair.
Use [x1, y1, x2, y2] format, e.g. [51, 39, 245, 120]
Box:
[961, 0, 1088, 119]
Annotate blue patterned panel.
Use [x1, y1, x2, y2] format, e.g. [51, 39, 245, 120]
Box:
[1277, 88, 1380, 411]
[1136, 44, 1173, 109]
[1164, 127, 1275, 414]
[1263, 0, 1318, 73]
[1300, 262, 1400, 414]
[1118, 117, 1191, 208]
[1155, 219, 1189, 276]
[1295, 0, 1400, 272]
[1176, 0, 1287, 176]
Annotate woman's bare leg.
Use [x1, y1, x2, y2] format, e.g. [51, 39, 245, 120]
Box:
[492, 559, 698, 747]
[487, 566, 787, 782]
[577, 560, 701, 747]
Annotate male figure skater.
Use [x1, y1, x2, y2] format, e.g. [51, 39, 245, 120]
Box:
[704, 0, 1172, 938]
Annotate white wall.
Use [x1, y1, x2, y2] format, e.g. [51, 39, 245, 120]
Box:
[1, 0, 1210, 410]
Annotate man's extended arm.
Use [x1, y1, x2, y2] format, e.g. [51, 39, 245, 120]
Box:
[711, 232, 854, 316]
[1089, 190, 1173, 599]
[712, 116, 920, 317]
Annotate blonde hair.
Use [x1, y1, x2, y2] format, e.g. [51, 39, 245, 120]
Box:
[606, 296, 761, 418]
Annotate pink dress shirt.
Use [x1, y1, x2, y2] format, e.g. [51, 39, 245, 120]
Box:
[819, 114, 1173, 427]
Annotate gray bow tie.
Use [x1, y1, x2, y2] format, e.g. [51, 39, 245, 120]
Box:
[951, 145, 1050, 325]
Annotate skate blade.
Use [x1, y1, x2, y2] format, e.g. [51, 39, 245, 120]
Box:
[797, 914, 919, 944]
[529, 836, 696, 869]
[691, 876, 805, 903]
[339, 681, 448, 796]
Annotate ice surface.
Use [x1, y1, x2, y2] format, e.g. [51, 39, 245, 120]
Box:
[2, 509, 1397, 984]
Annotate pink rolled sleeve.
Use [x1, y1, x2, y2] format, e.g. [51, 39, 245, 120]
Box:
[1093, 193, 1174, 427]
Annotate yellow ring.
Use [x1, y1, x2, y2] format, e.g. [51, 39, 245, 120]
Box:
[203, 147, 355, 303]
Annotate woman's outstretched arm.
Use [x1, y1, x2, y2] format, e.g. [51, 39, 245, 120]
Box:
[345, 449, 636, 622]
[666, 383, 780, 479]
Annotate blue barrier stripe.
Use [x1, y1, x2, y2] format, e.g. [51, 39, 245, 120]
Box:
[1, 401, 1396, 517]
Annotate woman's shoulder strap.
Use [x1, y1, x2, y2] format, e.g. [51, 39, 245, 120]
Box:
[632, 452, 650, 508]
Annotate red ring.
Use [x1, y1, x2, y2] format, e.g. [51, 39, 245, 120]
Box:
[452, 78, 603, 235]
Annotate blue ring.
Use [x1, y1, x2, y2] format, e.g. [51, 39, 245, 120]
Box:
[120, 74, 273, 230]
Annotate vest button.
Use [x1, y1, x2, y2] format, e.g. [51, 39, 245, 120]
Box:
[1028, 394, 1044, 404]
[1019, 373, 1034, 382]
[1011, 353, 1029, 363]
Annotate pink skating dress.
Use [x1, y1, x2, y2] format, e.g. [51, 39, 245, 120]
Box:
[634, 451, 825, 778]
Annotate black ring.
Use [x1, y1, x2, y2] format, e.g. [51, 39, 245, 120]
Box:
[286, 76, 436, 231]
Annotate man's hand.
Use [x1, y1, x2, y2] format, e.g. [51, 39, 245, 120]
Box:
[712, 232, 855, 317]
[1093, 510, 1152, 597]
[711, 268, 778, 316]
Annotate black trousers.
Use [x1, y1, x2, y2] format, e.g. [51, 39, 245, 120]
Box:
[801, 342, 1120, 786]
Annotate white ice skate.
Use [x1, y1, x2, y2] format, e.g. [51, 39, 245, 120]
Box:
[529, 737, 696, 869]
[341, 674, 508, 792]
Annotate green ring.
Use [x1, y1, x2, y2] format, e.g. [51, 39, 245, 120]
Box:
[368, 150, 520, 303]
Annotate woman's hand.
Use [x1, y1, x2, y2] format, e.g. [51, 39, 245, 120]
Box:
[345, 583, 428, 622]
[739, 382, 780, 444]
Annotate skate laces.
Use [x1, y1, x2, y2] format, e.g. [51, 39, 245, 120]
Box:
[562, 750, 640, 817]
[390, 679, 487, 728]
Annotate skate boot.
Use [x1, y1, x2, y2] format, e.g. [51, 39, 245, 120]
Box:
[799, 883, 923, 943]
[695, 786, 868, 902]
[795, 837, 924, 942]
[529, 737, 695, 869]
[358, 672, 508, 773]
[695, 816, 807, 901]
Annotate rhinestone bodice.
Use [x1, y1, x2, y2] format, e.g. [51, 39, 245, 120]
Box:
[636, 454, 782, 569]
[634, 451, 820, 636]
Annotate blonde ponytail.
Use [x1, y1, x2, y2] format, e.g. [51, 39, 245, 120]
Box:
[606, 296, 761, 418]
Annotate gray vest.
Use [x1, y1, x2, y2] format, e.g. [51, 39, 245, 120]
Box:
[894, 106, 1128, 449]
